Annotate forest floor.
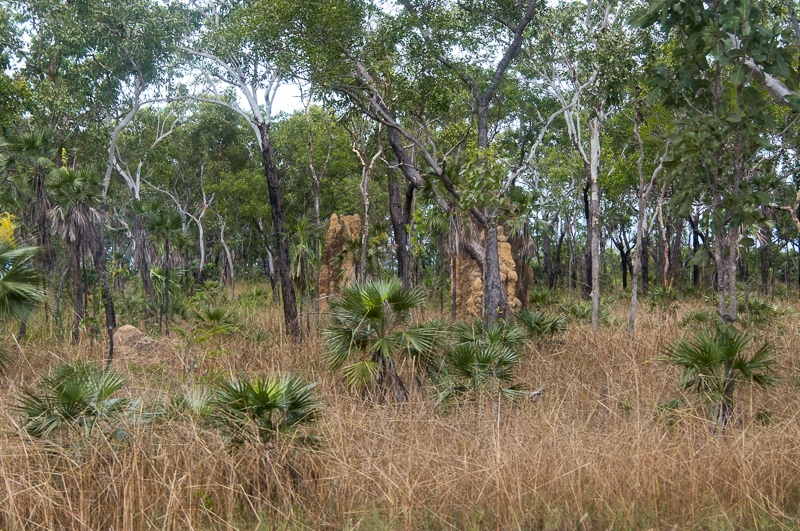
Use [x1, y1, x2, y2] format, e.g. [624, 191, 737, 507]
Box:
[1, 287, 800, 530]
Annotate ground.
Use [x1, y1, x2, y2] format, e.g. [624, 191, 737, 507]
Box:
[0, 287, 798, 530]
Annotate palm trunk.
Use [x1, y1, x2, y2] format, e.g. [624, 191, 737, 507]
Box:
[92, 218, 116, 364]
[70, 242, 83, 344]
[133, 215, 157, 311]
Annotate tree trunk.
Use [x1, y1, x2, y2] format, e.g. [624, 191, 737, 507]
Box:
[589, 119, 601, 336]
[388, 173, 414, 285]
[543, 216, 553, 289]
[164, 237, 171, 336]
[220, 222, 235, 300]
[582, 184, 592, 300]
[359, 163, 371, 282]
[70, 242, 83, 344]
[641, 231, 650, 294]
[483, 219, 508, 321]
[259, 123, 299, 337]
[197, 219, 206, 283]
[760, 228, 770, 295]
[92, 219, 116, 364]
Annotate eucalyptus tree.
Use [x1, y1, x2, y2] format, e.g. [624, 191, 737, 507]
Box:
[114, 108, 181, 309]
[320, 0, 565, 322]
[633, 0, 798, 322]
[180, 0, 319, 337]
[525, 0, 636, 334]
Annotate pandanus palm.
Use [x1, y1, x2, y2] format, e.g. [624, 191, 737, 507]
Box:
[144, 205, 182, 334]
[324, 278, 447, 402]
[48, 168, 104, 343]
[5, 131, 56, 270]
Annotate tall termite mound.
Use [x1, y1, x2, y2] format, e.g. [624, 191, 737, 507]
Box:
[451, 226, 526, 319]
[319, 213, 362, 304]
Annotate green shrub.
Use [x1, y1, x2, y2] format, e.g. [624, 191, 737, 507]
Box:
[658, 324, 776, 431]
[16, 361, 139, 438]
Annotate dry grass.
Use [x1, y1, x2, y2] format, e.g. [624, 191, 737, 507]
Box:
[1, 295, 800, 530]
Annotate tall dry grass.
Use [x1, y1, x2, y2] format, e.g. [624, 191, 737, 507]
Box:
[1, 296, 800, 530]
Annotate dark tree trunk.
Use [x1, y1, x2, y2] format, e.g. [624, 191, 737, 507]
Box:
[693, 227, 701, 288]
[641, 231, 650, 294]
[33, 169, 55, 272]
[582, 184, 592, 299]
[554, 227, 566, 288]
[669, 216, 683, 285]
[388, 171, 414, 285]
[259, 123, 299, 338]
[483, 221, 508, 320]
[542, 216, 553, 289]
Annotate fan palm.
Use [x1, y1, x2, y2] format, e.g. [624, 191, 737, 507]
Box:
[516, 309, 567, 339]
[324, 278, 447, 402]
[659, 324, 776, 431]
[436, 319, 527, 403]
[4, 130, 56, 269]
[0, 242, 43, 322]
[48, 167, 104, 343]
[145, 205, 182, 334]
[212, 375, 320, 448]
[16, 361, 133, 438]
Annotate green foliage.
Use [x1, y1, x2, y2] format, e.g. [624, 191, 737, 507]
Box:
[562, 301, 617, 326]
[516, 309, 567, 339]
[324, 278, 447, 397]
[16, 361, 137, 439]
[738, 297, 784, 327]
[211, 375, 320, 448]
[0, 243, 43, 323]
[658, 324, 776, 429]
[646, 286, 681, 312]
[679, 308, 718, 329]
[436, 319, 528, 403]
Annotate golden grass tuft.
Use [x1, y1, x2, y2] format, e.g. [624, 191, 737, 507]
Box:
[1, 297, 800, 530]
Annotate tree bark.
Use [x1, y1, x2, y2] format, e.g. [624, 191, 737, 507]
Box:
[388, 172, 414, 285]
[133, 215, 157, 310]
[588, 118, 601, 336]
[582, 183, 593, 300]
[259, 123, 299, 337]
[483, 220, 508, 321]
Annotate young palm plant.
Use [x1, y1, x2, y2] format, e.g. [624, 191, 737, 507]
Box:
[0, 241, 44, 368]
[436, 319, 528, 404]
[212, 375, 320, 448]
[324, 278, 447, 402]
[16, 361, 135, 439]
[0, 242, 43, 322]
[516, 309, 567, 339]
[659, 324, 776, 431]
